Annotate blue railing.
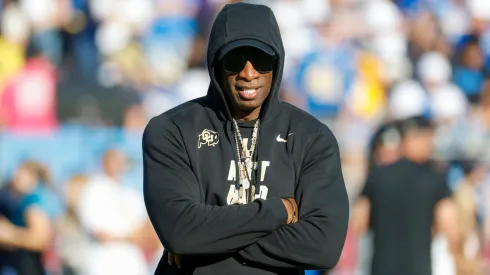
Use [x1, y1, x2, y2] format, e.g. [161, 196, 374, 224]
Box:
[0, 125, 144, 191]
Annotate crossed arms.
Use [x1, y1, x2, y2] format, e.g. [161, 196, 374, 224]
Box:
[143, 118, 349, 270]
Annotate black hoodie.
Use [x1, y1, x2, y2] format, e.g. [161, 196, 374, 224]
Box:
[143, 3, 349, 275]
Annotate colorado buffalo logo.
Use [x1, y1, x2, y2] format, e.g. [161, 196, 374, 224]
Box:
[198, 129, 219, 149]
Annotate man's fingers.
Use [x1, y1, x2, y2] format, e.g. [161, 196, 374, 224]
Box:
[291, 198, 299, 221]
[175, 254, 183, 269]
[168, 252, 183, 269]
[168, 252, 175, 266]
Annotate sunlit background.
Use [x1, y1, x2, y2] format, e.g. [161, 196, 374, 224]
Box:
[1, 0, 490, 274]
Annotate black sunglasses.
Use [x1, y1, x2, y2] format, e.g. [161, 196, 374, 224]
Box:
[222, 49, 276, 74]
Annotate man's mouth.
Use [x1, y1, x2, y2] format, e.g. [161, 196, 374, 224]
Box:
[237, 87, 261, 100]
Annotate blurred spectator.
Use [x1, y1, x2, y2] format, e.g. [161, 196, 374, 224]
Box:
[0, 3, 28, 95]
[388, 79, 427, 120]
[294, 19, 356, 121]
[453, 36, 487, 104]
[429, 84, 468, 124]
[407, 11, 451, 65]
[437, 81, 490, 163]
[123, 104, 148, 131]
[18, 0, 69, 66]
[417, 51, 452, 91]
[56, 174, 89, 275]
[353, 116, 458, 275]
[366, 0, 411, 85]
[0, 161, 54, 275]
[345, 52, 386, 121]
[452, 160, 487, 274]
[77, 149, 150, 275]
[367, 120, 402, 168]
[0, 41, 57, 134]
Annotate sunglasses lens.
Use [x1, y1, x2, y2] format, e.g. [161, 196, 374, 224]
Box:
[249, 52, 275, 73]
[223, 52, 245, 73]
[223, 49, 275, 74]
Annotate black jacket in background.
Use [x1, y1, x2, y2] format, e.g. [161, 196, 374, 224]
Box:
[143, 3, 349, 275]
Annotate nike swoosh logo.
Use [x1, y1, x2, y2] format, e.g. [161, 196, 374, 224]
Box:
[276, 134, 293, 143]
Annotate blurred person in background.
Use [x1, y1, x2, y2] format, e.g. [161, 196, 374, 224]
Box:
[431, 84, 469, 163]
[439, 80, 490, 165]
[416, 51, 452, 94]
[0, 2, 29, 98]
[0, 167, 22, 275]
[352, 116, 458, 275]
[293, 17, 357, 124]
[407, 11, 452, 66]
[77, 148, 151, 275]
[351, 119, 402, 275]
[18, 0, 70, 66]
[469, 81, 490, 160]
[387, 79, 428, 121]
[366, 120, 403, 169]
[0, 161, 54, 275]
[452, 160, 487, 275]
[56, 174, 90, 275]
[453, 36, 487, 105]
[0, 40, 57, 134]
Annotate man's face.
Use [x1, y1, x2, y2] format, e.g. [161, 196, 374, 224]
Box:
[221, 47, 275, 115]
[104, 150, 127, 178]
[402, 129, 434, 162]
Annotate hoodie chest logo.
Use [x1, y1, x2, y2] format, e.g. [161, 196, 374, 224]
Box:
[198, 129, 219, 149]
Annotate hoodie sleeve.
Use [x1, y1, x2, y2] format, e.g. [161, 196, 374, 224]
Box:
[237, 126, 349, 269]
[143, 117, 288, 255]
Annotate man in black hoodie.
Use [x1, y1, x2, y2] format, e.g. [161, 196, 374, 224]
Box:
[143, 3, 349, 275]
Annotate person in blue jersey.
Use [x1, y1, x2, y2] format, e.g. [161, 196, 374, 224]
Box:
[294, 23, 356, 122]
[0, 161, 53, 275]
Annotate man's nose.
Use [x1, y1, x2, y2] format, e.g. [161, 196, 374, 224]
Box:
[238, 61, 260, 81]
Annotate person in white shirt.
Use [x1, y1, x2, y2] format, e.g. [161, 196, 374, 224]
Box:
[77, 149, 149, 275]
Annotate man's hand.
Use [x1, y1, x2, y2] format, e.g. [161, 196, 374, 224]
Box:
[165, 197, 299, 268]
[281, 198, 299, 224]
[168, 251, 183, 268]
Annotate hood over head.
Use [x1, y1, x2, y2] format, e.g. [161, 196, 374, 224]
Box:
[206, 2, 285, 122]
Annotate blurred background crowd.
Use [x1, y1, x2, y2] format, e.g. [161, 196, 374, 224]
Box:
[1, 0, 490, 274]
